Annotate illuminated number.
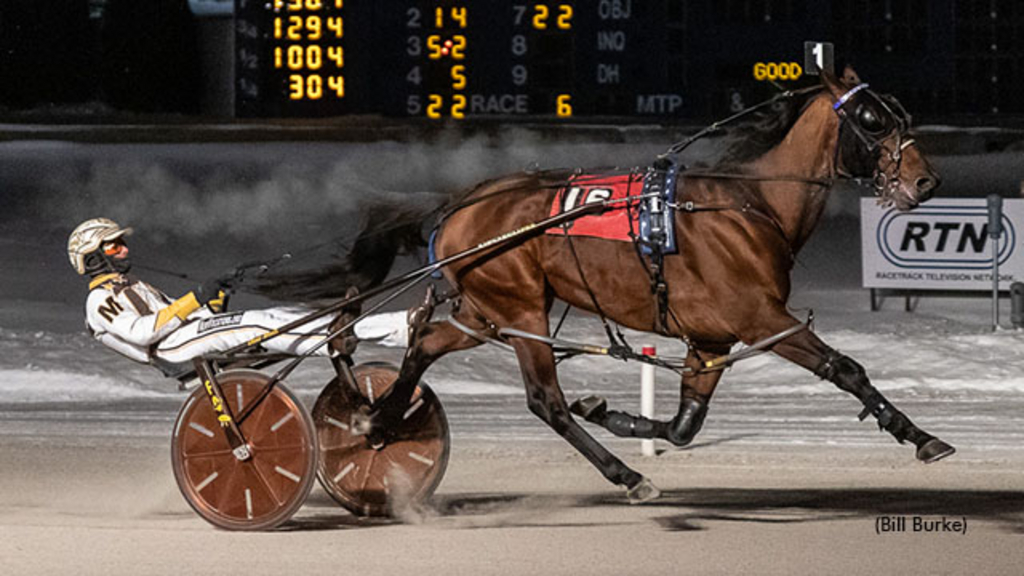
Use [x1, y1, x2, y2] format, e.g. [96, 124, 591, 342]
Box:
[274, 47, 283, 68]
[328, 75, 344, 97]
[288, 0, 302, 11]
[327, 16, 343, 37]
[407, 7, 421, 27]
[427, 35, 442, 59]
[753, 62, 803, 81]
[289, 75, 304, 99]
[556, 94, 572, 117]
[274, 17, 282, 39]
[557, 5, 573, 29]
[288, 46, 304, 70]
[512, 64, 527, 86]
[406, 35, 421, 56]
[427, 94, 443, 119]
[306, 0, 322, 9]
[407, 65, 422, 85]
[307, 45, 322, 69]
[451, 65, 466, 90]
[452, 94, 467, 119]
[407, 94, 421, 114]
[288, 16, 302, 40]
[451, 7, 467, 28]
[435, 7, 444, 28]
[533, 5, 549, 29]
[307, 75, 323, 99]
[307, 16, 321, 40]
[328, 46, 344, 68]
[451, 35, 466, 59]
[813, 43, 824, 71]
[512, 5, 527, 25]
[512, 34, 527, 56]
[274, 0, 284, 9]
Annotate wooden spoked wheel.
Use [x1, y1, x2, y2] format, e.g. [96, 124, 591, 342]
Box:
[171, 370, 317, 531]
[313, 363, 450, 517]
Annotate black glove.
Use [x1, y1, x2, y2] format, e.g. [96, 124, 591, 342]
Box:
[195, 278, 230, 313]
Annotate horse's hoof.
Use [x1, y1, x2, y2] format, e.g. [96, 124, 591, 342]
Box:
[626, 477, 661, 504]
[569, 395, 607, 422]
[917, 438, 956, 463]
[350, 406, 373, 436]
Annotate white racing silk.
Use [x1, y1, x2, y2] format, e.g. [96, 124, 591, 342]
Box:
[85, 274, 408, 366]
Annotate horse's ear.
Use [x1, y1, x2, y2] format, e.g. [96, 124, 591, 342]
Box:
[820, 69, 846, 99]
[842, 66, 862, 85]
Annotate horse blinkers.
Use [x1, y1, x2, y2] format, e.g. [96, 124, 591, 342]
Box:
[833, 84, 935, 210]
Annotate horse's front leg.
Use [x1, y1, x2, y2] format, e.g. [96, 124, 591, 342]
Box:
[509, 334, 660, 503]
[746, 309, 955, 463]
[570, 345, 728, 448]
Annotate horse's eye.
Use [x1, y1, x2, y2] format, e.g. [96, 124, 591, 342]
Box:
[856, 105, 885, 133]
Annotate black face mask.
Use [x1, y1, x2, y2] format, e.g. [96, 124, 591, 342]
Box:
[84, 250, 132, 276]
[109, 254, 132, 274]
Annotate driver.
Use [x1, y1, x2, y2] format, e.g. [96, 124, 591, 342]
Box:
[68, 218, 407, 373]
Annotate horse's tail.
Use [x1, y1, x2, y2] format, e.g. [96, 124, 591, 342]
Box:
[242, 197, 443, 303]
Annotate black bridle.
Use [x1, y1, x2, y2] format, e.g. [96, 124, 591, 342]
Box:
[831, 82, 916, 204]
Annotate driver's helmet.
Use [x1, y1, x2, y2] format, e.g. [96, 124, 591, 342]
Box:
[67, 218, 133, 275]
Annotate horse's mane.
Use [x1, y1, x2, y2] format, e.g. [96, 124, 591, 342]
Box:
[714, 86, 825, 166]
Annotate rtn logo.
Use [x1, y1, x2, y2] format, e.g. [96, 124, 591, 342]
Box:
[899, 221, 989, 252]
[877, 206, 1015, 269]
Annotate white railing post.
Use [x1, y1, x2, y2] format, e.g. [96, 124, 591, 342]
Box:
[640, 346, 656, 456]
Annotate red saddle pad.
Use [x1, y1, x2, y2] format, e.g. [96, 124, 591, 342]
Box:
[545, 172, 644, 242]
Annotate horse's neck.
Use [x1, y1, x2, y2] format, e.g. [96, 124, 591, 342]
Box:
[749, 95, 840, 252]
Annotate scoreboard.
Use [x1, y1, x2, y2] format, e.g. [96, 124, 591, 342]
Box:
[236, 0, 699, 119]
[234, 0, 1024, 120]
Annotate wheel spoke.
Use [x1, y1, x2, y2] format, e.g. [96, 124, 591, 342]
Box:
[180, 447, 235, 460]
[249, 458, 286, 507]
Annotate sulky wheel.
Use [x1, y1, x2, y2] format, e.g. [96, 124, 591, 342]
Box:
[171, 369, 317, 531]
[313, 362, 450, 517]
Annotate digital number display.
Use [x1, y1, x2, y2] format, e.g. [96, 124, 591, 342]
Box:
[236, 0, 703, 119]
[235, 1, 969, 120]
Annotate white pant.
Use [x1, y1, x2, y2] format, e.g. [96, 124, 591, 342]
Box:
[154, 308, 408, 364]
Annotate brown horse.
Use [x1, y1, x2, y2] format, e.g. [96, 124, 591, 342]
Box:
[349, 68, 951, 502]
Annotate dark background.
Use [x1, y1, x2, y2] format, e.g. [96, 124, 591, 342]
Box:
[0, 0, 200, 114]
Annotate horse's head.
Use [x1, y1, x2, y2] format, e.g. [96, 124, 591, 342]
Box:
[823, 67, 941, 211]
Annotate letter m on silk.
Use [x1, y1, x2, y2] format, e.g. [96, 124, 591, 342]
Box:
[98, 296, 124, 322]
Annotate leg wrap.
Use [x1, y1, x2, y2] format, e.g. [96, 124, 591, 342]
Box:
[858, 391, 896, 427]
[662, 397, 708, 447]
[603, 411, 663, 439]
[815, 350, 921, 445]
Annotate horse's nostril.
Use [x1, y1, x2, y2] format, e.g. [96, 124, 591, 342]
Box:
[916, 177, 937, 198]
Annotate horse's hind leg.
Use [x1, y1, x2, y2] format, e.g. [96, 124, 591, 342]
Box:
[747, 310, 955, 463]
[359, 297, 483, 438]
[509, 333, 659, 502]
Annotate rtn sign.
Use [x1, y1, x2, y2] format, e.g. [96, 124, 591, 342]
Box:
[862, 198, 1023, 290]
[878, 206, 1014, 269]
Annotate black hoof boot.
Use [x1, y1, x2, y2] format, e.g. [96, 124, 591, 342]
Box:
[570, 395, 608, 422]
[916, 437, 956, 463]
[571, 396, 663, 439]
[663, 397, 708, 447]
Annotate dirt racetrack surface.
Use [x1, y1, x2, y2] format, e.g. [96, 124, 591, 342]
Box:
[1, 435, 1021, 576]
